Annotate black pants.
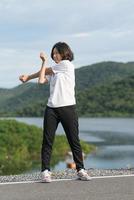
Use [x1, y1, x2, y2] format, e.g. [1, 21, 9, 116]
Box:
[41, 105, 84, 171]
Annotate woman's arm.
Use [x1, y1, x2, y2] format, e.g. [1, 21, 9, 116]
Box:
[19, 71, 40, 83]
[19, 67, 53, 83]
[19, 52, 53, 84]
[38, 52, 47, 84]
[38, 61, 48, 84]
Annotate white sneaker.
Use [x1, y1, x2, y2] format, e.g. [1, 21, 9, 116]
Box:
[77, 169, 92, 181]
[41, 170, 52, 183]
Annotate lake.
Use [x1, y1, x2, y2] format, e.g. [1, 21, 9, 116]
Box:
[6, 117, 134, 170]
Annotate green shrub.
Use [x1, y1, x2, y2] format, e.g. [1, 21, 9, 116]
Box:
[0, 119, 95, 175]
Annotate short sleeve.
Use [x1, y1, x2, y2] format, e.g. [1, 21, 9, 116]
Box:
[52, 61, 68, 74]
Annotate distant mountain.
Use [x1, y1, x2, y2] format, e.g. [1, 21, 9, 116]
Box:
[0, 61, 134, 117]
[75, 61, 134, 90]
[77, 75, 134, 116]
[0, 83, 49, 116]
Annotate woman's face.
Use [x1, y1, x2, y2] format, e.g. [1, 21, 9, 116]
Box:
[52, 48, 62, 63]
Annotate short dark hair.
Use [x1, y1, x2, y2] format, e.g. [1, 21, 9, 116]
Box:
[51, 42, 74, 61]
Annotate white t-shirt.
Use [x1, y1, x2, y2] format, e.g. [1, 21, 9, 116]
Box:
[46, 60, 76, 108]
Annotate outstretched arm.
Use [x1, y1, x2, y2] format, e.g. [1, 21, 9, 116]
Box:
[19, 71, 40, 83]
[19, 67, 53, 83]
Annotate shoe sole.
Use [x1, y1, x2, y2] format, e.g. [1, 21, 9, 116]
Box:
[77, 177, 92, 181]
[42, 179, 52, 183]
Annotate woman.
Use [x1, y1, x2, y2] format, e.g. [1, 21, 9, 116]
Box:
[19, 42, 91, 182]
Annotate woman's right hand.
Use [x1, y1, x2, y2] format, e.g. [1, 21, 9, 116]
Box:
[40, 52, 47, 62]
[19, 75, 29, 83]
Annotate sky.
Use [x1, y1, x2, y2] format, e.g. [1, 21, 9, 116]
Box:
[0, 0, 134, 88]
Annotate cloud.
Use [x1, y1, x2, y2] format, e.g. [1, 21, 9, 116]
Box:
[0, 0, 134, 88]
[69, 32, 91, 38]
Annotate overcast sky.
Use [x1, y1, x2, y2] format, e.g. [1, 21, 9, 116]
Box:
[0, 0, 134, 88]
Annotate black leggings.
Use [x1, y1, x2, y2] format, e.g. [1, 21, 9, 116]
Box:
[41, 105, 84, 171]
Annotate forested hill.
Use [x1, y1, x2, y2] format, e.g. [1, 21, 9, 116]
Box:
[0, 61, 134, 117]
[75, 61, 134, 90]
[76, 75, 134, 116]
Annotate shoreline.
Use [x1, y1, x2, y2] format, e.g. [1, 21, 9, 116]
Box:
[0, 168, 134, 183]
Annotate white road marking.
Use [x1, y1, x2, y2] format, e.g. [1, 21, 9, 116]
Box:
[91, 174, 134, 179]
[0, 174, 134, 185]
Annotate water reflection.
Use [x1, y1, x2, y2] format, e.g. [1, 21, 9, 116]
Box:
[82, 130, 134, 169]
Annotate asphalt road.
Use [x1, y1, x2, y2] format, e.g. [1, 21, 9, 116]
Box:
[0, 176, 134, 200]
